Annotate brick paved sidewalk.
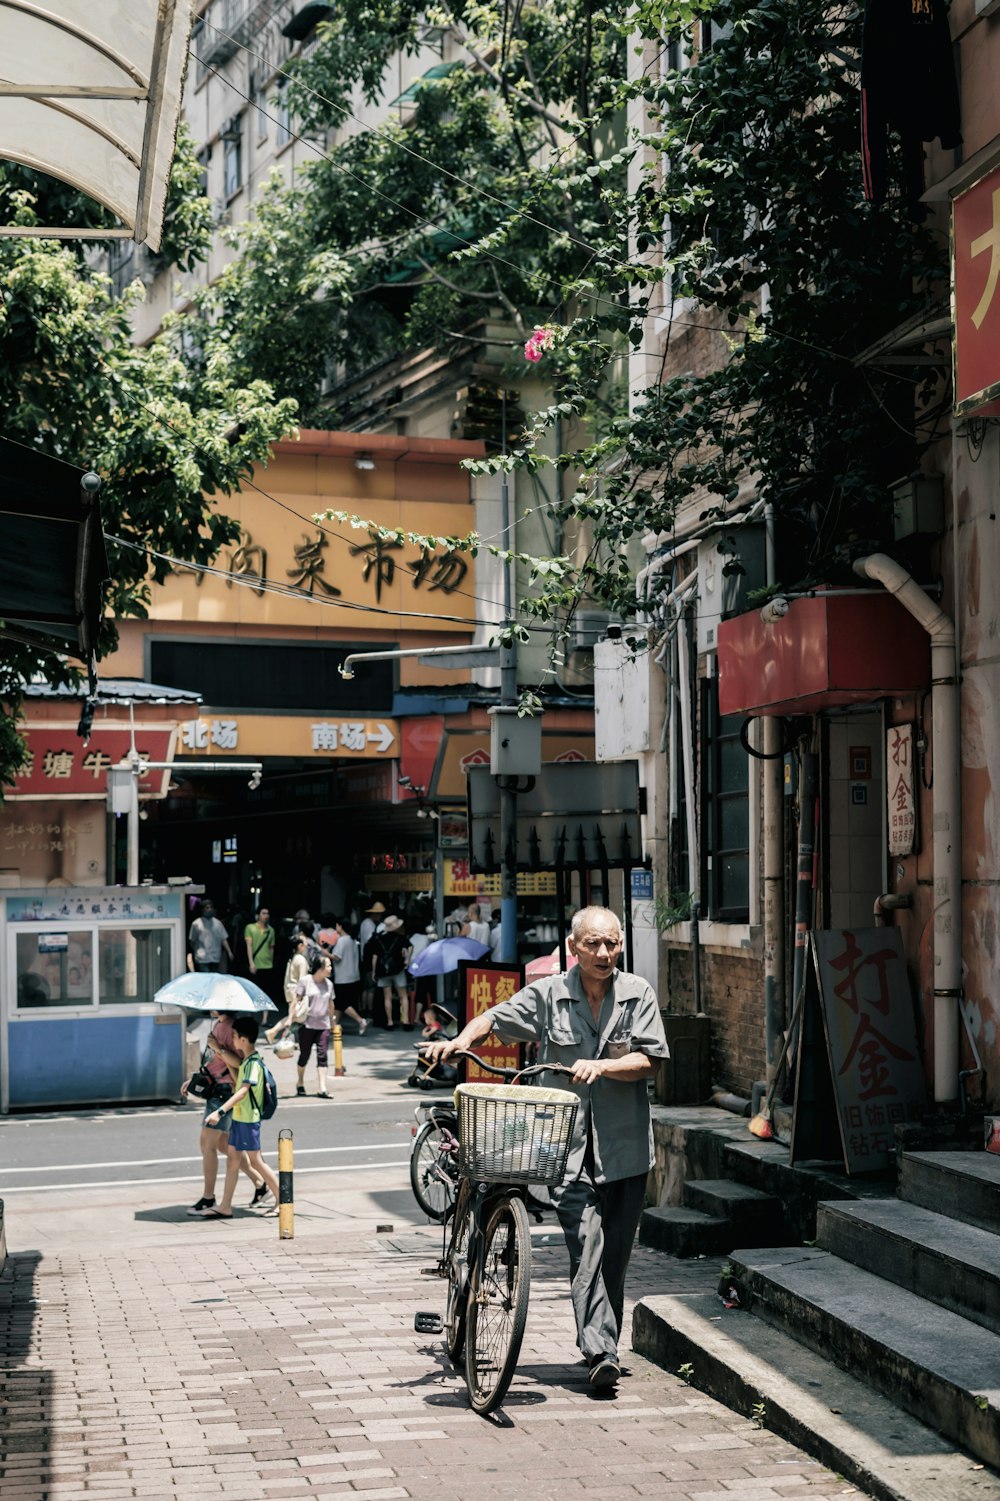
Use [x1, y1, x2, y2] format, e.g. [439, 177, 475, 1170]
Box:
[0, 1227, 863, 1501]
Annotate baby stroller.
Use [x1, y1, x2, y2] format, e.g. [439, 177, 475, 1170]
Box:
[405, 1003, 458, 1090]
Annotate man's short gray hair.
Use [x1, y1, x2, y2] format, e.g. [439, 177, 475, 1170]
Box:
[571, 906, 623, 940]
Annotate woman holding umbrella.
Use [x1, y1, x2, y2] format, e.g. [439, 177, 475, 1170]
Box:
[181, 1013, 269, 1214]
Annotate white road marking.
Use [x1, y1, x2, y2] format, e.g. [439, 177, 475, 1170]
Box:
[0, 1143, 407, 1174]
[0, 1161, 410, 1194]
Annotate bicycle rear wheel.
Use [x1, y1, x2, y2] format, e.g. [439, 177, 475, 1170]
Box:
[445, 1191, 472, 1365]
[410, 1120, 456, 1222]
[465, 1193, 531, 1415]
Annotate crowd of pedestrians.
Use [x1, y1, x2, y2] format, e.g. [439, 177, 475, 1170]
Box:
[179, 897, 444, 1221]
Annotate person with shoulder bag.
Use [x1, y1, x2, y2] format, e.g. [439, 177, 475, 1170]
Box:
[265, 935, 308, 1047]
[180, 1010, 268, 1214]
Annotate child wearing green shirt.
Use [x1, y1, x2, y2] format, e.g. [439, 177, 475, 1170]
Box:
[203, 1015, 280, 1220]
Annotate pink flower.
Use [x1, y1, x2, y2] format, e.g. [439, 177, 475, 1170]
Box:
[524, 324, 556, 363]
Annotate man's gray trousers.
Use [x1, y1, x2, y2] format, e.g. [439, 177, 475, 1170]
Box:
[553, 1170, 647, 1362]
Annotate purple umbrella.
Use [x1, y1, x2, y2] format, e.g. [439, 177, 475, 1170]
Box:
[407, 936, 489, 977]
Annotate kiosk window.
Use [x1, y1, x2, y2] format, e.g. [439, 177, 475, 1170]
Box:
[99, 929, 172, 1004]
[16, 931, 93, 1008]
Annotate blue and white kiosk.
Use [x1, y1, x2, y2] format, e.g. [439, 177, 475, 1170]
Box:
[0, 885, 194, 1113]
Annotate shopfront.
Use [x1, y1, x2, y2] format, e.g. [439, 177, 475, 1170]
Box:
[0, 886, 190, 1112]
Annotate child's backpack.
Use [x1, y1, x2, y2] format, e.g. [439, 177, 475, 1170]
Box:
[249, 1052, 279, 1120]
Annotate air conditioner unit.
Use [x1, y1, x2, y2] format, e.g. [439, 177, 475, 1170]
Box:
[569, 610, 617, 652]
[212, 198, 232, 227]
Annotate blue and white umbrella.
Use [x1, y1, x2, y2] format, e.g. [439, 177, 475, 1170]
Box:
[153, 972, 277, 1013]
[407, 936, 489, 978]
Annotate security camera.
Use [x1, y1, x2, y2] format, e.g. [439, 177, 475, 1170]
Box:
[398, 774, 411, 786]
[248, 770, 262, 790]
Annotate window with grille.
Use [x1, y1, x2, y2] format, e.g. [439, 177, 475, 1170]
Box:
[700, 676, 750, 921]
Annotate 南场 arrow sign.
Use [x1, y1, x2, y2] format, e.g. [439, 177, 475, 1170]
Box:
[366, 722, 396, 753]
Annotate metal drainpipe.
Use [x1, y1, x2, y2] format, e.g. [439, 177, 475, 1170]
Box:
[854, 553, 961, 1103]
[677, 606, 701, 1009]
[762, 503, 786, 1092]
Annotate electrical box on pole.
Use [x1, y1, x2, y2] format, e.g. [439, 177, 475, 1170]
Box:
[488, 707, 542, 777]
[106, 766, 136, 816]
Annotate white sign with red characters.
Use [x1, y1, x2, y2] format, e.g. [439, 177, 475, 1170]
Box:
[886, 724, 917, 857]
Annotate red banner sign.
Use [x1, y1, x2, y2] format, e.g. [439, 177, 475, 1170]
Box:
[459, 961, 525, 1083]
[954, 164, 1000, 414]
[8, 725, 176, 799]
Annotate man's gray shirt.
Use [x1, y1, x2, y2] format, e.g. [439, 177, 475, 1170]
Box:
[489, 967, 669, 1185]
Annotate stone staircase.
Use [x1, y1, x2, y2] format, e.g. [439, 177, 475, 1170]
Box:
[634, 1148, 1000, 1500]
[640, 1176, 790, 1256]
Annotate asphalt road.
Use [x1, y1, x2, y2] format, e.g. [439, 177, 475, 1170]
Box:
[0, 1030, 448, 1248]
[0, 1094, 419, 1198]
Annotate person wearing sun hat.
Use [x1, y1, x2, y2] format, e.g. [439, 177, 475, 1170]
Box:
[369, 913, 412, 1028]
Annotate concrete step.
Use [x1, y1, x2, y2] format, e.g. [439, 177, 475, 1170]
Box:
[818, 1197, 1000, 1337]
[632, 1288, 999, 1501]
[731, 1245, 1000, 1471]
[639, 1205, 732, 1258]
[684, 1176, 781, 1229]
[901, 1150, 1000, 1234]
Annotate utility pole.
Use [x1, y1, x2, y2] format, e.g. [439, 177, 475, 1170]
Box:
[498, 452, 518, 963]
[496, 386, 520, 964]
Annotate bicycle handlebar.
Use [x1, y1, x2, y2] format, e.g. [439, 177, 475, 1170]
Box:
[415, 1045, 574, 1082]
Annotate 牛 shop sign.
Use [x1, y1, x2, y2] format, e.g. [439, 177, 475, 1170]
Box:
[953, 164, 1000, 414]
[7, 726, 176, 800]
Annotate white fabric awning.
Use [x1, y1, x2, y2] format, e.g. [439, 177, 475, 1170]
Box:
[0, 0, 198, 251]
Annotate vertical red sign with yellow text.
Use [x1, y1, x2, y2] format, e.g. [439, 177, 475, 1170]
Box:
[953, 164, 1000, 414]
[459, 962, 525, 1083]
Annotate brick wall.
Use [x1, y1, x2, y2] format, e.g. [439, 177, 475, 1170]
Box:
[665, 942, 765, 1097]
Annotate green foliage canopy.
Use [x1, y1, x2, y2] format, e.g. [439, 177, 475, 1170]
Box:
[202, 0, 947, 630]
[0, 127, 296, 790]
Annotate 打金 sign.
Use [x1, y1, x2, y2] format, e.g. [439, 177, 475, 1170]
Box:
[7, 725, 176, 800]
[886, 724, 917, 856]
[812, 928, 926, 1172]
[459, 962, 524, 1084]
[953, 163, 1000, 414]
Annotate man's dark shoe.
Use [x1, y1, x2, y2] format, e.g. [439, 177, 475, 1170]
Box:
[588, 1354, 621, 1388]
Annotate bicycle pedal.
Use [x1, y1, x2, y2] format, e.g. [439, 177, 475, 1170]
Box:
[419, 1263, 448, 1276]
[414, 1311, 444, 1333]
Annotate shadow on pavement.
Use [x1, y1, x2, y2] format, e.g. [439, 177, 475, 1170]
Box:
[0, 1247, 51, 1494]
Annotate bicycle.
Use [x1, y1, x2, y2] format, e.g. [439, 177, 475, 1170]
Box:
[413, 1049, 578, 1416]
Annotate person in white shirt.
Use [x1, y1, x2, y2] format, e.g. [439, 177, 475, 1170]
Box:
[331, 919, 367, 1034]
[463, 903, 491, 947]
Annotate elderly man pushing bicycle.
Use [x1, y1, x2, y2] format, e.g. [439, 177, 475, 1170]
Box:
[425, 904, 669, 1390]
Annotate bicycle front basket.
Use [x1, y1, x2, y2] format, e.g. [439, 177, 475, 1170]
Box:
[455, 1083, 579, 1186]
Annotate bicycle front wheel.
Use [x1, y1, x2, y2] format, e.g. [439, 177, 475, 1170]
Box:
[410, 1120, 456, 1222]
[465, 1193, 531, 1415]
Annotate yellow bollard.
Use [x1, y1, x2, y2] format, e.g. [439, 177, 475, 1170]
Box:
[333, 1022, 345, 1077]
[278, 1128, 294, 1240]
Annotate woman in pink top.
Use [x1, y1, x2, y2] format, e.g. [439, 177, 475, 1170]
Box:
[296, 955, 336, 1098]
